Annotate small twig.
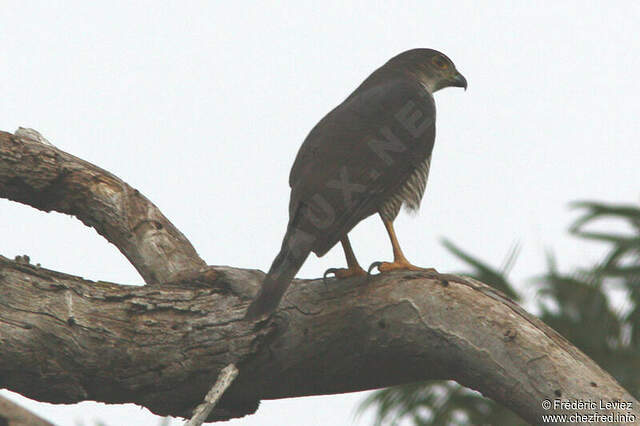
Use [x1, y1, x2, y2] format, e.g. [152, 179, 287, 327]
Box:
[185, 364, 239, 426]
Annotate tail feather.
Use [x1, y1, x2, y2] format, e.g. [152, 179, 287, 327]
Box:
[245, 230, 311, 320]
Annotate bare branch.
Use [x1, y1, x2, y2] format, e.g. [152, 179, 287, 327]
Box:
[186, 364, 239, 426]
[1, 128, 638, 424]
[0, 130, 206, 284]
[0, 256, 637, 424]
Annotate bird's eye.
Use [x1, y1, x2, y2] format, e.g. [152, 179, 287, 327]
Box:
[432, 56, 449, 70]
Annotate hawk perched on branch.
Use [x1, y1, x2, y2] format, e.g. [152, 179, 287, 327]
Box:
[246, 48, 467, 320]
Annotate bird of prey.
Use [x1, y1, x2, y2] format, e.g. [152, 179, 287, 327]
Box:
[246, 48, 467, 320]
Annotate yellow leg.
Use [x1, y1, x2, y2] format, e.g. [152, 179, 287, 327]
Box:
[324, 236, 366, 279]
[368, 216, 469, 286]
[376, 217, 436, 273]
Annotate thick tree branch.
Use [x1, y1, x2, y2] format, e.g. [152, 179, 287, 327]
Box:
[1, 129, 638, 424]
[1, 256, 638, 424]
[0, 129, 206, 284]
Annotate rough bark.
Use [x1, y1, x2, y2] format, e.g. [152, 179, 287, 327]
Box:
[0, 129, 206, 284]
[1, 129, 638, 424]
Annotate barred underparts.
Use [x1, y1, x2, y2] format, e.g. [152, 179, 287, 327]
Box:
[379, 155, 432, 221]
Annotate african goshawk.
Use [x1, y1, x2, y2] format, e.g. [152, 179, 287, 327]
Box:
[246, 48, 467, 320]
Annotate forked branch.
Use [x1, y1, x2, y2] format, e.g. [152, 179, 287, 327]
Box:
[0, 129, 637, 424]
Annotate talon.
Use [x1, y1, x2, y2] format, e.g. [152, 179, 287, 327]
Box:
[323, 268, 339, 281]
[367, 261, 383, 277]
[323, 268, 339, 289]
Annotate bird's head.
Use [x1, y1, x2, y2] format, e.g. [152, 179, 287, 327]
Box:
[387, 48, 467, 93]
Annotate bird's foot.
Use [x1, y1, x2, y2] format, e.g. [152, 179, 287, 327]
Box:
[367, 261, 469, 286]
[323, 265, 367, 285]
[368, 259, 436, 274]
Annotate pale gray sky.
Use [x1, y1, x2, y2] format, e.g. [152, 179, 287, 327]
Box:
[1, 1, 639, 425]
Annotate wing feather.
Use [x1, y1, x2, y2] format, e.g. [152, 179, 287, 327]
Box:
[287, 77, 436, 256]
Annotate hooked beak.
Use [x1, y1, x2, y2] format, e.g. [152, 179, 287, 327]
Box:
[451, 72, 467, 91]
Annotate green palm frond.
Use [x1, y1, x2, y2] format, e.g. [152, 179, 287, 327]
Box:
[440, 238, 520, 299]
[360, 198, 640, 425]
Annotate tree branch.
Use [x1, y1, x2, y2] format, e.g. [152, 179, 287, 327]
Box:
[186, 364, 239, 426]
[1, 129, 637, 424]
[0, 129, 206, 284]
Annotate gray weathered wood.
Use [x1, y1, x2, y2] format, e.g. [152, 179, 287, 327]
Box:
[186, 364, 239, 426]
[0, 129, 637, 424]
[1, 256, 638, 423]
[0, 130, 206, 284]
